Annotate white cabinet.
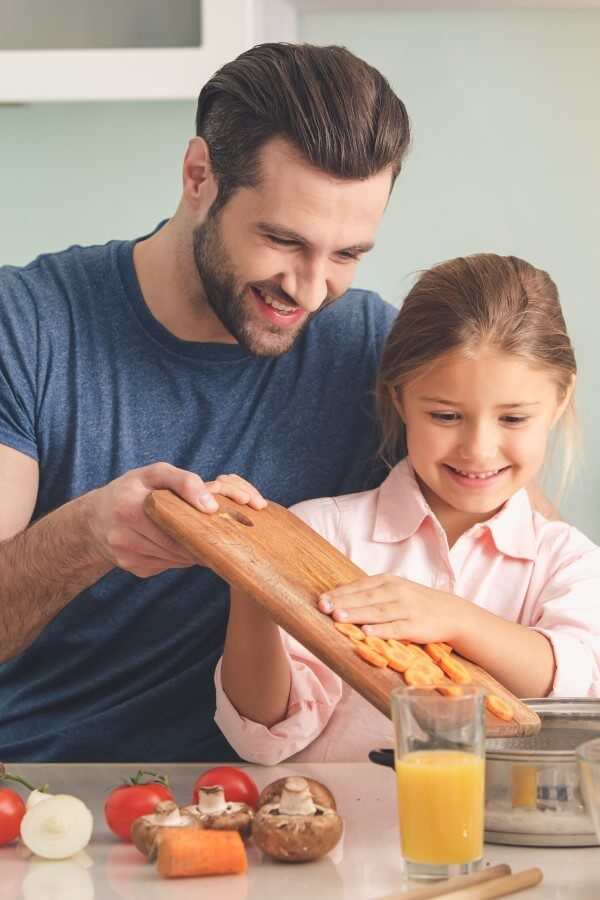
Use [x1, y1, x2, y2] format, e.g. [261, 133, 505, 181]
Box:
[0, 0, 298, 102]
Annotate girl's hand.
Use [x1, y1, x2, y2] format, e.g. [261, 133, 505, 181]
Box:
[318, 574, 472, 645]
[206, 474, 268, 510]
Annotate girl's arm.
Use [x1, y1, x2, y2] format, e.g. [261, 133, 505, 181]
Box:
[220, 587, 292, 727]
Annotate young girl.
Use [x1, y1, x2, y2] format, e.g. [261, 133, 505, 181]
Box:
[211, 253, 600, 764]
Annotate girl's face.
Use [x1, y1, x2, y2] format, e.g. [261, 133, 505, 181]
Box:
[393, 350, 572, 527]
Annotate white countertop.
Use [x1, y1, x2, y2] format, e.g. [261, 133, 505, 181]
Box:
[2, 762, 599, 899]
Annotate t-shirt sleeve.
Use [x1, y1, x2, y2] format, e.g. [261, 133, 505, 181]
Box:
[529, 531, 600, 697]
[0, 269, 39, 460]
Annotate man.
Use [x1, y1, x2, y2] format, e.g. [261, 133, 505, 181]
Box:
[0, 43, 410, 761]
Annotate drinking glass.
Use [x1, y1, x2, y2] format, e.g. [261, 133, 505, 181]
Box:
[577, 737, 600, 840]
[391, 684, 486, 881]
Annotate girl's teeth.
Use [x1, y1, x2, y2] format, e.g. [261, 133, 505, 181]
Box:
[453, 467, 500, 479]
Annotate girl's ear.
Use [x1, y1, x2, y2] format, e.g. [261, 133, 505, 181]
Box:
[389, 384, 406, 422]
[551, 373, 576, 428]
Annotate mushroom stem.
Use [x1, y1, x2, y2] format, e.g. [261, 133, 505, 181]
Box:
[198, 785, 227, 815]
[278, 778, 317, 816]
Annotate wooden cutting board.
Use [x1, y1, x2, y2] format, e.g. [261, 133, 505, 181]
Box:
[145, 490, 541, 738]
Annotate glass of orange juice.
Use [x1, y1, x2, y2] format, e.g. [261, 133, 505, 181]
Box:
[391, 684, 486, 881]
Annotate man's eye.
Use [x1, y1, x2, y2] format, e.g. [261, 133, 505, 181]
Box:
[429, 412, 460, 423]
[336, 251, 360, 261]
[268, 235, 295, 247]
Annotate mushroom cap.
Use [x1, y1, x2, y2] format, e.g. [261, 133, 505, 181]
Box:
[180, 803, 254, 840]
[130, 807, 202, 858]
[258, 777, 337, 811]
[252, 802, 343, 862]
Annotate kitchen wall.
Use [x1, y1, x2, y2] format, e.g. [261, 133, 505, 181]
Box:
[1, 9, 599, 540]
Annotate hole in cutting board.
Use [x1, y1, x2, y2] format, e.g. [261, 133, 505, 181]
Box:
[217, 510, 254, 527]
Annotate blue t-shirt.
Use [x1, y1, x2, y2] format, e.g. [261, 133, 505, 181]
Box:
[0, 230, 396, 762]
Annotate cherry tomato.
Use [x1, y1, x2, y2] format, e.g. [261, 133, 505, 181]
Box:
[104, 770, 173, 842]
[192, 766, 259, 809]
[0, 787, 26, 846]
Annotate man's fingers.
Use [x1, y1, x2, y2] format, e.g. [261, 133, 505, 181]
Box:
[142, 463, 218, 513]
[207, 474, 267, 510]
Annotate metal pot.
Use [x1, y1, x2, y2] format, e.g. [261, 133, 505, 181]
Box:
[485, 698, 600, 847]
[369, 698, 600, 848]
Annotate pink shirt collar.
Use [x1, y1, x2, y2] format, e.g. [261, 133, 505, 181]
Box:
[373, 459, 537, 561]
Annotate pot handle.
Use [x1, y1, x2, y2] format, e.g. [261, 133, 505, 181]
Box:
[368, 748, 395, 769]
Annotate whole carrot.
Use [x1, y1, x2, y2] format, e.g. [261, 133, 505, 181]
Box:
[156, 828, 247, 878]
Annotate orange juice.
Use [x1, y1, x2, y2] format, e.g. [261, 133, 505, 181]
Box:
[396, 750, 484, 865]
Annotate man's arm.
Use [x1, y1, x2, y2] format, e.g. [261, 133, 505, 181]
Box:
[0, 445, 233, 665]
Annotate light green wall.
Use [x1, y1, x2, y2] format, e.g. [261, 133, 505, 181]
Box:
[300, 10, 600, 542]
[1, 10, 599, 539]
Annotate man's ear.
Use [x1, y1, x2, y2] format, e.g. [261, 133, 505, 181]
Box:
[182, 137, 218, 210]
[389, 384, 405, 421]
[551, 373, 576, 428]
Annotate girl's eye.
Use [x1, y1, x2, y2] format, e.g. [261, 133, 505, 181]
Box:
[501, 415, 528, 425]
[429, 412, 460, 423]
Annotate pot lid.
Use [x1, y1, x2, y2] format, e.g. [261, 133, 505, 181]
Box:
[486, 698, 600, 760]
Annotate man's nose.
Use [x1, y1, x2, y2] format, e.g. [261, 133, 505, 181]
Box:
[280, 260, 329, 313]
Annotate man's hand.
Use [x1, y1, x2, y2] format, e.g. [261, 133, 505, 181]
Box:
[89, 464, 267, 578]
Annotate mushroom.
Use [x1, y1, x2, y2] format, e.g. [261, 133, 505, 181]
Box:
[257, 776, 337, 811]
[130, 800, 202, 858]
[251, 776, 343, 862]
[181, 785, 254, 839]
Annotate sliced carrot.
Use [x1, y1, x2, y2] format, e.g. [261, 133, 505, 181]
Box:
[355, 642, 388, 668]
[156, 829, 247, 878]
[425, 642, 453, 662]
[387, 639, 411, 651]
[405, 644, 434, 665]
[439, 642, 453, 655]
[486, 693, 515, 722]
[364, 635, 389, 656]
[334, 622, 365, 642]
[404, 665, 436, 686]
[436, 683, 464, 698]
[439, 655, 472, 684]
[384, 645, 414, 672]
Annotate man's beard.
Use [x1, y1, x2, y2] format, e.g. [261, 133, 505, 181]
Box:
[192, 211, 317, 358]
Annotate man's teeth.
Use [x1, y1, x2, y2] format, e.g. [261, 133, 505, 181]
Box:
[255, 288, 295, 313]
[452, 467, 501, 479]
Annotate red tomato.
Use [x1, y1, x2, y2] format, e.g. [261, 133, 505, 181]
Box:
[104, 771, 173, 842]
[0, 787, 26, 846]
[192, 766, 259, 809]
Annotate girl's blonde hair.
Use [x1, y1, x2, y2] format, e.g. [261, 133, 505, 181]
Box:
[376, 254, 579, 498]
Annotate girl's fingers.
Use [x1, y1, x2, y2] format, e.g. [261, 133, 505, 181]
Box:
[319, 582, 402, 615]
[322, 574, 393, 599]
[331, 601, 405, 626]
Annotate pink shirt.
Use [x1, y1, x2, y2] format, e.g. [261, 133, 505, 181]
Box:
[215, 460, 600, 764]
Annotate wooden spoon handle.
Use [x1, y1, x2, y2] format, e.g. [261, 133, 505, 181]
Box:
[436, 868, 542, 900]
[378, 864, 511, 899]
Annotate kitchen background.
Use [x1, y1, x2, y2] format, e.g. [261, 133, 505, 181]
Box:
[1, 3, 599, 541]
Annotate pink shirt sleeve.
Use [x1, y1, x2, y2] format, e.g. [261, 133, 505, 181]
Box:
[214, 497, 346, 765]
[214, 631, 343, 765]
[529, 527, 600, 697]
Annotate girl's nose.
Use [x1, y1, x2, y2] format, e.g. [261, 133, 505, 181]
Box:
[457, 422, 497, 464]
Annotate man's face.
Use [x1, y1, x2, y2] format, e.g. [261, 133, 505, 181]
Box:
[192, 140, 393, 356]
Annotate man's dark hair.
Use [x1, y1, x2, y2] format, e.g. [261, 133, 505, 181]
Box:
[195, 42, 411, 210]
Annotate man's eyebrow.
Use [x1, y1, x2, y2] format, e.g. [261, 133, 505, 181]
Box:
[254, 221, 374, 254]
[420, 397, 541, 408]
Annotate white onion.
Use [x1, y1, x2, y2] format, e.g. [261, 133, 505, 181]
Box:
[20, 794, 93, 860]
